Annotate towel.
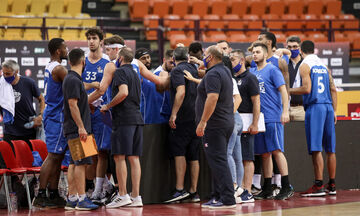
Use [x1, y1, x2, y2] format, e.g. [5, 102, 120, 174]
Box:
[0, 76, 15, 123]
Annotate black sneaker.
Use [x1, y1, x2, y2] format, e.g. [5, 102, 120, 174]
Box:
[101, 185, 117, 204]
[251, 184, 262, 195]
[104, 189, 118, 205]
[50, 194, 66, 207]
[254, 189, 274, 200]
[183, 192, 200, 203]
[325, 183, 336, 195]
[272, 184, 281, 197]
[32, 196, 57, 208]
[275, 185, 294, 200]
[163, 189, 190, 203]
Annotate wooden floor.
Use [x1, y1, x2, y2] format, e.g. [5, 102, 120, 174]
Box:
[2, 190, 360, 216]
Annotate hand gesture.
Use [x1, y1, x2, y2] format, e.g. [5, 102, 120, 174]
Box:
[196, 121, 207, 137]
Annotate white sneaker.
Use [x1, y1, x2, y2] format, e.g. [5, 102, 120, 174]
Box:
[128, 195, 143, 207]
[106, 194, 132, 208]
[235, 187, 244, 198]
[235, 196, 242, 204]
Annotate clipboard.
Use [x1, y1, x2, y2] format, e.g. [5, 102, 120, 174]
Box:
[68, 134, 98, 161]
[240, 113, 266, 133]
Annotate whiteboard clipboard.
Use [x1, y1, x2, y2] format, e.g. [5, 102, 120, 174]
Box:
[240, 113, 265, 133]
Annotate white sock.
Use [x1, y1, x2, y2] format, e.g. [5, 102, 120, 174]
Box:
[94, 177, 105, 194]
[271, 174, 275, 184]
[103, 176, 113, 191]
[79, 194, 86, 202]
[68, 194, 78, 202]
[274, 174, 282, 188]
[253, 174, 261, 188]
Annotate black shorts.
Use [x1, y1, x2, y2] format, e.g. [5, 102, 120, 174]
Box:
[241, 133, 255, 161]
[111, 125, 143, 156]
[168, 122, 200, 161]
[66, 133, 93, 166]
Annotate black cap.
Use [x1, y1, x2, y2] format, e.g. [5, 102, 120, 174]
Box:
[135, 48, 150, 59]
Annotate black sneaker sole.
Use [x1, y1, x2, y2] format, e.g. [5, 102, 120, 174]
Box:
[275, 190, 295, 200]
[164, 193, 190, 203]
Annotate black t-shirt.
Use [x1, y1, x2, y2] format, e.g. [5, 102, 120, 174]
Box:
[62, 70, 91, 136]
[234, 70, 260, 113]
[288, 59, 303, 105]
[112, 64, 143, 127]
[195, 63, 234, 129]
[4, 76, 40, 136]
[170, 62, 198, 124]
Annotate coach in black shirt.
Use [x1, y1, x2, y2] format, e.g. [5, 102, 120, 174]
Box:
[100, 47, 144, 207]
[231, 49, 260, 200]
[287, 36, 305, 121]
[63, 48, 98, 210]
[196, 45, 235, 209]
[164, 47, 201, 203]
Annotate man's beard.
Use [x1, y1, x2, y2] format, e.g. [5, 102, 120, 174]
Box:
[145, 63, 151, 70]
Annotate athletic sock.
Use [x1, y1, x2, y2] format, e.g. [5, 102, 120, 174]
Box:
[263, 178, 272, 191]
[253, 174, 262, 189]
[79, 194, 86, 202]
[315, 180, 323, 187]
[329, 179, 335, 185]
[281, 175, 290, 188]
[68, 194, 78, 202]
[103, 176, 113, 192]
[94, 177, 105, 194]
[274, 174, 282, 188]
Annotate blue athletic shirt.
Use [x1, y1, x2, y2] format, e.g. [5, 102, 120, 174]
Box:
[43, 61, 63, 122]
[301, 54, 332, 109]
[82, 54, 111, 104]
[250, 63, 285, 123]
[250, 55, 289, 68]
[140, 65, 170, 124]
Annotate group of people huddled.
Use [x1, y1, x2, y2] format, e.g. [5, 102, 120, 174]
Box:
[0, 27, 337, 210]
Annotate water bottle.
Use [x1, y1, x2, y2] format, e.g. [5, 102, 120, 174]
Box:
[9, 192, 17, 211]
[24, 115, 36, 129]
[58, 173, 67, 199]
[34, 177, 40, 197]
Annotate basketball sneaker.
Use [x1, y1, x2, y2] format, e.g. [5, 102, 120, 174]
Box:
[240, 189, 255, 203]
[325, 183, 336, 195]
[163, 189, 190, 203]
[251, 184, 262, 195]
[301, 185, 326, 197]
[201, 198, 217, 208]
[254, 189, 274, 200]
[272, 184, 281, 197]
[275, 185, 294, 200]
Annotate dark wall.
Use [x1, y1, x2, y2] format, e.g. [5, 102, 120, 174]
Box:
[138, 121, 360, 204]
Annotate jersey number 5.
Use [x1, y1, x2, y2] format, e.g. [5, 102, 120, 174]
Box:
[318, 76, 325, 94]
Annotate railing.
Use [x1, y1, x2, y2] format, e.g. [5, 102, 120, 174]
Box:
[1, 15, 360, 60]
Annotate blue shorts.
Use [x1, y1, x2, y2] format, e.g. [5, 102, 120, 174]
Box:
[91, 109, 112, 151]
[111, 125, 143, 156]
[44, 118, 67, 154]
[254, 122, 284, 154]
[305, 104, 336, 154]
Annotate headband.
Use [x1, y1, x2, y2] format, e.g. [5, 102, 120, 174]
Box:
[105, 44, 124, 49]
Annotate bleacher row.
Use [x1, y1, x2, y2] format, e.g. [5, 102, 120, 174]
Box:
[0, 0, 96, 40]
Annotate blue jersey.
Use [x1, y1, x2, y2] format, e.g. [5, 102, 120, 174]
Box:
[251, 63, 285, 123]
[140, 66, 170, 124]
[301, 54, 332, 109]
[250, 55, 289, 69]
[43, 61, 63, 122]
[83, 54, 111, 103]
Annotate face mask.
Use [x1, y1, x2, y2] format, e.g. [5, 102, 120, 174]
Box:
[233, 63, 242, 73]
[291, 49, 300, 58]
[4, 75, 15, 84]
[203, 56, 210, 68]
[116, 58, 122, 68]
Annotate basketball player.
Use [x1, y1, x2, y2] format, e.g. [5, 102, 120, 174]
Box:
[250, 43, 294, 200]
[290, 40, 337, 197]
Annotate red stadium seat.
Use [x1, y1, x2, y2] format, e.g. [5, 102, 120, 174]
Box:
[302, 14, 324, 33]
[171, 0, 189, 17]
[230, 0, 248, 18]
[352, 40, 360, 58]
[11, 140, 41, 172]
[282, 14, 303, 35]
[152, 0, 170, 18]
[229, 33, 248, 42]
[203, 32, 227, 43]
[306, 0, 324, 16]
[244, 14, 263, 35]
[143, 14, 159, 40]
[130, 0, 149, 19]
[191, 0, 209, 18]
[268, 0, 285, 16]
[321, 14, 336, 29]
[263, 14, 283, 32]
[164, 14, 186, 38]
[210, 0, 228, 17]
[307, 32, 328, 42]
[249, 0, 266, 17]
[29, 139, 48, 161]
[287, 0, 304, 17]
[223, 14, 245, 36]
[169, 34, 192, 48]
[184, 14, 200, 38]
[202, 14, 224, 36]
[334, 32, 348, 42]
[275, 32, 287, 43]
[325, 0, 341, 17]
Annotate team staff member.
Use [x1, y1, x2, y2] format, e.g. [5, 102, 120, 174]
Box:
[230, 49, 260, 203]
[287, 36, 305, 121]
[101, 47, 144, 208]
[290, 40, 337, 197]
[33, 38, 68, 208]
[63, 48, 98, 211]
[164, 47, 200, 203]
[197, 45, 235, 209]
[250, 43, 294, 200]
